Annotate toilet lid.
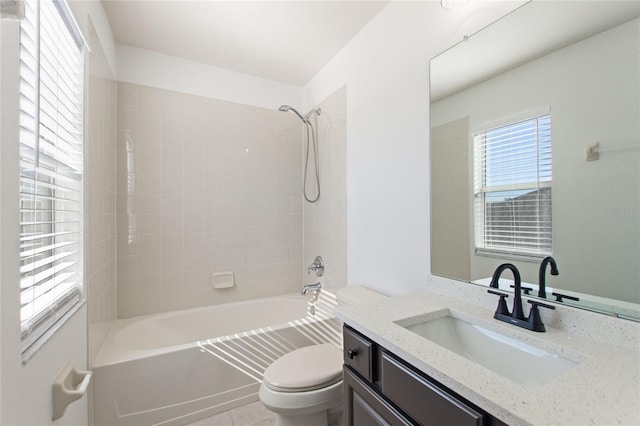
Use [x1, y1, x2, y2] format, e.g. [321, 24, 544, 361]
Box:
[263, 343, 343, 392]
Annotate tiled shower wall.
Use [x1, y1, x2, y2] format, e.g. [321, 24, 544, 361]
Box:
[303, 87, 347, 293]
[115, 83, 304, 318]
[87, 25, 117, 363]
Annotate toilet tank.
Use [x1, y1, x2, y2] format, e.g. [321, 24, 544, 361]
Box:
[336, 286, 387, 305]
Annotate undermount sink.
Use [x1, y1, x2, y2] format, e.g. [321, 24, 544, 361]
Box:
[395, 310, 579, 386]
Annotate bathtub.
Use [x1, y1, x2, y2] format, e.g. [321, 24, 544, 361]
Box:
[92, 293, 340, 426]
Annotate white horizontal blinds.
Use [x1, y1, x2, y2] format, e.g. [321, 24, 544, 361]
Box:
[19, 0, 84, 352]
[473, 114, 552, 256]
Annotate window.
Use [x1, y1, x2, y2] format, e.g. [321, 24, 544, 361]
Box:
[473, 113, 552, 258]
[19, 0, 85, 354]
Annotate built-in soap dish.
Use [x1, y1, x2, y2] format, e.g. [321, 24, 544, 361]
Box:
[52, 363, 92, 420]
[213, 271, 235, 289]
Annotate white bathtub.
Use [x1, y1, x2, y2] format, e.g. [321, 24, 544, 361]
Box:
[92, 293, 340, 426]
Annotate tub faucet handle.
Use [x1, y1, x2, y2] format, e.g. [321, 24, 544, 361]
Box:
[307, 256, 324, 277]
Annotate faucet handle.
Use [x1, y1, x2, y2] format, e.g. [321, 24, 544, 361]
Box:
[488, 290, 510, 316]
[306, 256, 324, 277]
[510, 284, 534, 295]
[552, 292, 579, 303]
[527, 300, 556, 332]
[528, 300, 555, 310]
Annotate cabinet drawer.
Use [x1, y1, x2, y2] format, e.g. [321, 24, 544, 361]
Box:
[343, 326, 374, 382]
[381, 352, 483, 426]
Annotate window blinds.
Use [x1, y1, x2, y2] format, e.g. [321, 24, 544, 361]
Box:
[473, 114, 552, 257]
[19, 0, 84, 352]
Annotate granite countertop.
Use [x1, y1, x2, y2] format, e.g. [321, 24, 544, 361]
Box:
[334, 291, 640, 426]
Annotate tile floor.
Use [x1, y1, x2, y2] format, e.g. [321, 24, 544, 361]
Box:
[184, 401, 276, 426]
[184, 400, 344, 426]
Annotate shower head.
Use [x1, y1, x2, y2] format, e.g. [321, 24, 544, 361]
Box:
[304, 107, 321, 121]
[278, 105, 308, 123]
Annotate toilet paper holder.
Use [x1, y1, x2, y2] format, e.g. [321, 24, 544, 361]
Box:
[52, 363, 92, 420]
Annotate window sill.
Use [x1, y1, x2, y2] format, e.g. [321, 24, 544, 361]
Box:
[22, 299, 86, 364]
[474, 248, 549, 263]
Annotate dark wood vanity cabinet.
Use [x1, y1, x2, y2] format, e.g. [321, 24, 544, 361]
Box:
[344, 367, 412, 425]
[343, 326, 508, 426]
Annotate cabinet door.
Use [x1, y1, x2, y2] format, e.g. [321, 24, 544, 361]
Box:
[344, 367, 413, 426]
[381, 352, 483, 426]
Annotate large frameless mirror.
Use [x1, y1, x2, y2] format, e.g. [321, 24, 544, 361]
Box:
[430, 1, 640, 320]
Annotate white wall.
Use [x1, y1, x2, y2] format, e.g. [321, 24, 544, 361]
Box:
[302, 0, 526, 295]
[116, 44, 303, 111]
[68, 0, 117, 73]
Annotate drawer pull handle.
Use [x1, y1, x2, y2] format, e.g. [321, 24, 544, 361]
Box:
[347, 349, 358, 359]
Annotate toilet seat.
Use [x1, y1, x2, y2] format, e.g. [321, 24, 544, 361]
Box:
[263, 343, 343, 392]
[259, 288, 386, 426]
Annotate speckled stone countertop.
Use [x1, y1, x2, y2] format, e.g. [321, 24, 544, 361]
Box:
[334, 290, 640, 426]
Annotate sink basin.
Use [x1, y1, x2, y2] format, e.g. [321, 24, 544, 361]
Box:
[396, 311, 578, 386]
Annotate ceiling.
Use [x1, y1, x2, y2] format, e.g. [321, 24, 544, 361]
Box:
[431, 0, 640, 101]
[102, 0, 390, 86]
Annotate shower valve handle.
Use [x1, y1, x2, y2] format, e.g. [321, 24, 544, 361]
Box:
[307, 256, 324, 277]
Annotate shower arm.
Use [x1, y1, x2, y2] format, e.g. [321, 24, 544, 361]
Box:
[304, 107, 321, 122]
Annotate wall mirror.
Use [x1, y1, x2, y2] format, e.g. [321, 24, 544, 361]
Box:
[430, 0, 640, 320]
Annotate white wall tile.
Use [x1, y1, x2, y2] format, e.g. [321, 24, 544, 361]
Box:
[115, 83, 304, 317]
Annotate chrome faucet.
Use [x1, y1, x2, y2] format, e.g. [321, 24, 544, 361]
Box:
[538, 256, 559, 298]
[302, 282, 321, 295]
[302, 282, 321, 315]
[488, 263, 555, 332]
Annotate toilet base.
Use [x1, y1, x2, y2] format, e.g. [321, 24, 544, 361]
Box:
[273, 405, 342, 426]
[259, 380, 343, 426]
[275, 410, 327, 426]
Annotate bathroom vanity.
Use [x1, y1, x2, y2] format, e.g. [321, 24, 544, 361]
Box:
[343, 325, 507, 425]
[336, 286, 640, 426]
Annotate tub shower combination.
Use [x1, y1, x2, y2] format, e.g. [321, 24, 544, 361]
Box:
[92, 293, 340, 426]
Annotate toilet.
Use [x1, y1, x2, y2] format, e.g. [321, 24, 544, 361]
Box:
[259, 286, 386, 426]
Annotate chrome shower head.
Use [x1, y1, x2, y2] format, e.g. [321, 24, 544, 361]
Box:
[278, 105, 308, 123]
[304, 107, 321, 121]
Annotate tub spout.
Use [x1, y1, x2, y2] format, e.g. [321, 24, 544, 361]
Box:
[302, 282, 321, 295]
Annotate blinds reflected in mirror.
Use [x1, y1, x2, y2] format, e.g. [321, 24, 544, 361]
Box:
[473, 114, 552, 257]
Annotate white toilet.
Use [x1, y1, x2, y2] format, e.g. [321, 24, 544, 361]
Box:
[259, 286, 385, 426]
